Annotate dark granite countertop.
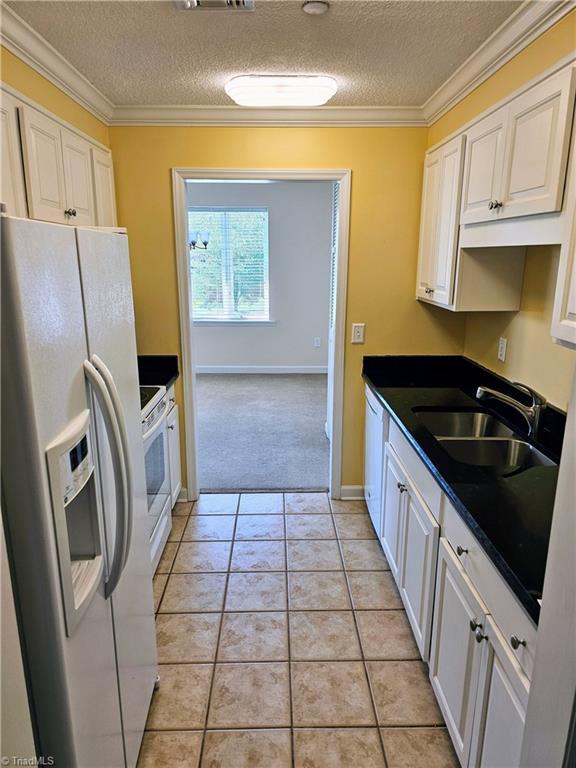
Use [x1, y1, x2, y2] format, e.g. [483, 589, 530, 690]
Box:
[137, 355, 179, 389]
[363, 355, 565, 625]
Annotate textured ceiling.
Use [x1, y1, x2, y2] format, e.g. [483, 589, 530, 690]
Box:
[7, 0, 523, 107]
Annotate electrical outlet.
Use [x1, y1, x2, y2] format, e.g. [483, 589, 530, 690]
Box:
[313, 337, 321, 348]
[498, 336, 507, 362]
[351, 323, 365, 344]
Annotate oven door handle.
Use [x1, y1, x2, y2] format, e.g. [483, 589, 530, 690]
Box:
[91, 355, 133, 572]
[142, 405, 168, 443]
[84, 360, 128, 599]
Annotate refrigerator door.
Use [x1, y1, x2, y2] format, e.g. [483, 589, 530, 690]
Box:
[1, 216, 125, 767]
[75, 227, 157, 768]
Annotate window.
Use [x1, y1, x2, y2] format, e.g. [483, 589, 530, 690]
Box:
[188, 207, 270, 321]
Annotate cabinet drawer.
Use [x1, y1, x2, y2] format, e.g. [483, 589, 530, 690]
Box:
[442, 498, 537, 680]
[388, 420, 442, 519]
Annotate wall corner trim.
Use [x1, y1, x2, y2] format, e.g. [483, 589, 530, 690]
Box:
[2, 1, 574, 127]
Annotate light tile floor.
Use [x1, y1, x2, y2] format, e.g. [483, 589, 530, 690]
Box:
[140, 492, 459, 768]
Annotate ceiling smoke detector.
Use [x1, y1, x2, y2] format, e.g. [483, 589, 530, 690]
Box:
[302, 1, 330, 15]
[179, 0, 254, 10]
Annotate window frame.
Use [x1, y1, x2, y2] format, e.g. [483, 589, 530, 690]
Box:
[188, 205, 271, 324]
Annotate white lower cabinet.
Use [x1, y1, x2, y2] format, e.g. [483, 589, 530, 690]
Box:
[381, 444, 406, 581]
[363, 386, 385, 536]
[430, 539, 488, 766]
[167, 403, 182, 507]
[398, 483, 439, 661]
[469, 616, 530, 768]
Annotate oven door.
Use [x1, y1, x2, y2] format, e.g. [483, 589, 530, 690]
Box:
[142, 413, 171, 541]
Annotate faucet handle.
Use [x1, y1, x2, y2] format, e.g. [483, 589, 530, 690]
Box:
[512, 382, 546, 406]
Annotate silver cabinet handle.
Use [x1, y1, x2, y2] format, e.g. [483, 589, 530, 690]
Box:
[470, 617, 482, 631]
[493, 200, 503, 209]
[456, 545, 468, 556]
[397, 482, 407, 493]
[475, 627, 487, 643]
[510, 635, 526, 650]
[168, 424, 175, 430]
[488, 200, 494, 210]
[64, 208, 77, 217]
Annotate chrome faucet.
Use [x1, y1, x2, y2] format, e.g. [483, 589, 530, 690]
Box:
[476, 382, 546, 437]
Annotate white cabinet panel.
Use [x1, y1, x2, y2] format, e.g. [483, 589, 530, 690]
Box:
[0, 92, 27, 216]
[416, 135, 464, 306]
[364, 387, 384, 536]
[167, 404, 181, 508]
[501, 67, 576, 219]
[398, 485, 439, 661]
[469, 616, 529, 768]
[91, 147, 117, 227]
[552, 134, 576, 347]
[381, 444, 406, 581]
[429, 538, 487, 766]
[61, 128, 95, 226]
[461, 106, 508, 225]
[19, 105, 66, 224]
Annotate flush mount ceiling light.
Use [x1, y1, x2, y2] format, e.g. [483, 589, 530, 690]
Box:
[225, 75, 338, 107]
[302, 1, 330, 15]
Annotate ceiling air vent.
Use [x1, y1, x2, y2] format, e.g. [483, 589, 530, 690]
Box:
[178, 0, 254, 9]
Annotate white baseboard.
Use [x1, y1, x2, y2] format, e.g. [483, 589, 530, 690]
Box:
[195, 365, 328, 374]
[178, 487, 189, 502]
[339, 485, 365, 500]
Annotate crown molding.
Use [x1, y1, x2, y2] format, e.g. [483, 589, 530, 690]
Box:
[108, 104, 426, 126]
[0, 4, 114, 122]
[422, 0, 576, 124]
[1, 1, 574, 127]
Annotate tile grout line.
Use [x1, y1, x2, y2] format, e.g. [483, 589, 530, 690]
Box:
[283, 494, 296, 768]
[196, 493, 241, 768]
[329, 495, 390, 768]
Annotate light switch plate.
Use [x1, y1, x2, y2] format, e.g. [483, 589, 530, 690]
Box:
[351, 323, 365, 344]
[498, 336, 507, 362]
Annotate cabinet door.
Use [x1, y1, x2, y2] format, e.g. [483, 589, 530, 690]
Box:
[18, 105, 66, 224]
[0, 92, 27, 216]
[398, 485, 439, 661]
[429, 538, 487, 766]
[469, 616, 529, 768]
[460, 106, 508, 225]
[381, 445, 406, 582]
[167, 404, 181, 508]
[91, 146, 117, 227]
[500, 67, 576, 219]
[416, 148, 441, 299]
[364, 391, 384, 536]
[61, 128, 95, 226]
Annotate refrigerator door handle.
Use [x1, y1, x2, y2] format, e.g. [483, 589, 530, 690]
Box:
[91, 354, 134, 572]
[84, 359, 128, 599]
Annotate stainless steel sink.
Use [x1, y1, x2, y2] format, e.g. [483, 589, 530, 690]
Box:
[415, 410, 516, 438]
[437, 437, 556, 469]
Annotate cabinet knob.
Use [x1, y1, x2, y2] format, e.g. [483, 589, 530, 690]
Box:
[397, 482, 407, 493]
[64, 208, 77, 217]
[493, 200, 503, 209]
[168, 424, 175, 431]
[170, 397, 175, 403]
[469, 617, 482, 631]
[510, 635, 526, 650]
[456, 545, 468, 556]
[488, 200, 494, 210]
[475, 627, 487, 643]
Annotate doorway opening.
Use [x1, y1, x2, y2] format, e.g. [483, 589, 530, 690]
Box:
[172, 169, 351, 499]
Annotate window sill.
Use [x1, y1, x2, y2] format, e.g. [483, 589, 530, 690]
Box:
[193, 319, 276, 327]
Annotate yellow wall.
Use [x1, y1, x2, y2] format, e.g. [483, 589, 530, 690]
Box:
[109, 125, 466, 486]
[428, 10, 576, 411]
[0, 46, 109, 146]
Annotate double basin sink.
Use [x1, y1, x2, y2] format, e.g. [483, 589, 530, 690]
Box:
[414, 409, 556, 474]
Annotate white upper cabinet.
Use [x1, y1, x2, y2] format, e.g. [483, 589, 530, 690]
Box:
[0, 91, 27, 217]
[552, 131, 576, 347]
[501, 67, 576, 219]
[460, 106, 508, 225]
[416, 135, 465, 306]
[18, 104, 67, 224]
[61, 128, 95, 226]
[91, 147, 117, 227]
[461, 66, 576, 225]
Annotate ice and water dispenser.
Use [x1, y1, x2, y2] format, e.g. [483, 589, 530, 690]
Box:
[46, 410, 104, 636]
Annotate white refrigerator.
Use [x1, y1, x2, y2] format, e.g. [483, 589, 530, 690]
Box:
[1, 215, 157, 767]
